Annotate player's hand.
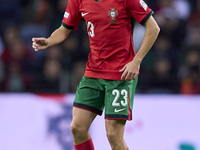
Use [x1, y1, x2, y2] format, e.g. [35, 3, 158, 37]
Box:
[32, 37, 49, 51]
[119, 59, 140, 80]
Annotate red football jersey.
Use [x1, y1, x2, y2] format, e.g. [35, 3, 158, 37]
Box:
[62, 0, 153, 80]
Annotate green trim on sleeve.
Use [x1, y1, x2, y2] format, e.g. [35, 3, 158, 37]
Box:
[61, 22, 75, 30]
[131, 17, 136, 34]
[140, 10, 154, 26]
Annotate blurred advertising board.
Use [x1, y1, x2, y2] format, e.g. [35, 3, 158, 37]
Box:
[0, 94, 199, 150]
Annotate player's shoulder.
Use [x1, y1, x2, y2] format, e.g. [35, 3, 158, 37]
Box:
[70, 0, 82, 5]
[124, 0, 142, 4]
[124, 0, 147, 9]
[121, 0, 137, 6]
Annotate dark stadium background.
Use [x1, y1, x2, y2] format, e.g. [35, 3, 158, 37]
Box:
[0, 0, 200, 93]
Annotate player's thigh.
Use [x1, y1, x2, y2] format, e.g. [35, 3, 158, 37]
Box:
[71, 107, 97, 131]
[74, 76, 105, 115]
[105, 119, 126, 138]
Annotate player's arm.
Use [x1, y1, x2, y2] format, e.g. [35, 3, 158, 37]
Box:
[134, 16, 160, 64]
[32, 25, 71, 51]
[120, 16, 160, 80]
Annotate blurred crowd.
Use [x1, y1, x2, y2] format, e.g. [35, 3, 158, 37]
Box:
[0, 0, 200, 94]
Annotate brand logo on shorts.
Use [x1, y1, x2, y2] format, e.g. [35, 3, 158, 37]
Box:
[114, 108, 126, 113]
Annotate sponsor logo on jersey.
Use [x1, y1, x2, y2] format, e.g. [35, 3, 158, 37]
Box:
[140, 0, 147, 11]
[108, 8, 118, 24]
[64, 12, 70, 18]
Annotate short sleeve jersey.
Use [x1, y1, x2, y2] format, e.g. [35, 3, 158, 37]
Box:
[62, 0, 153, 80]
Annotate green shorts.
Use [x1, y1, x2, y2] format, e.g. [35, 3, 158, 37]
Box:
[73, 76, 138, 120]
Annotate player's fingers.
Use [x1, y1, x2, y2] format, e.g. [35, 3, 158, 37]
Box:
[32, 43, 35, 49]
[125, 72, 133, 81]
[33, 47, 38, 51]
[32, 42, 37, 48]
[130, 73, 137, 80]
[119, 65, 126, 72]
[34, 46, 39, 51]
[32, 37, 46, 44]
[121, 70, 127, 80]
[32, 43, 38, 51]
[32, 38, 39, 42]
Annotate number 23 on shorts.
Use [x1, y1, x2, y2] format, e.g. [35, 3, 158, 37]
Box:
[105, 88, 133, 120]
[109, 89, 129, 113]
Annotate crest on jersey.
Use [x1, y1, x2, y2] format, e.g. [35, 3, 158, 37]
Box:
[108, 8, 118, 24]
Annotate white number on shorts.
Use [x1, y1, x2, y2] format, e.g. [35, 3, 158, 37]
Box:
[121, 89, 128, 106]
[112, 89, 120, 106]
[112, 89, 128, 107]
[87, 21, 95, 37]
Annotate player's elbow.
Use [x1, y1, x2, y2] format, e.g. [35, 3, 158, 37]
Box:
[150, 24, 160, 38]
[145, 16, 160, 36]
[154, 24, 160, 35]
